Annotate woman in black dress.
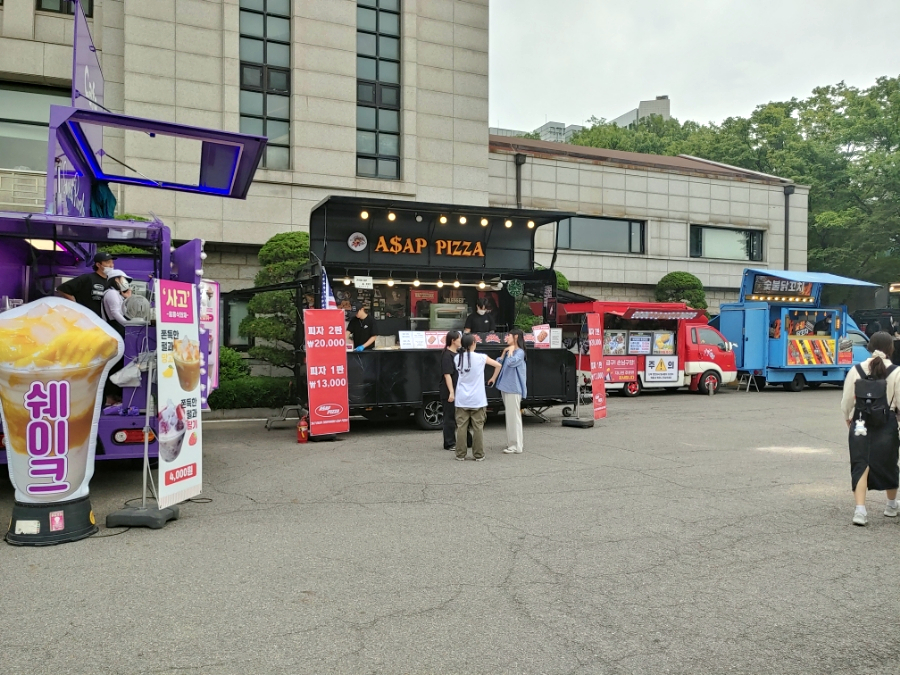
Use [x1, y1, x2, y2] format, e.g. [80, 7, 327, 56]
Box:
[841, 332, 900, 526]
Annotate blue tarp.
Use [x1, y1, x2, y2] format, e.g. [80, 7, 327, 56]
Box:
[745, 269, 880, 287]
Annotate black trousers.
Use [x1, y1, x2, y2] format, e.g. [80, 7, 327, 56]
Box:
[441, 396, 471, 449]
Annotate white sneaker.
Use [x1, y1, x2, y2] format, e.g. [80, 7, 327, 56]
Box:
[502, 447, 516, 454]
[853, 510, 868, 526]
[885, 503, 899, 517]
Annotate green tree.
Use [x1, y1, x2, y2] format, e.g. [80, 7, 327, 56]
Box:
[571, 77, 900, 286]
[239, 231, 310, 368]
[99, 214, 152, 256]
[655, 272, 708, 310]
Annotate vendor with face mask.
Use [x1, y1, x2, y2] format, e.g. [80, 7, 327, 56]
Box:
[464, 297, 495, 334]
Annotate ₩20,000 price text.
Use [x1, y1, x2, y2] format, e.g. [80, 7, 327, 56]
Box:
[306, 338, 346, 349]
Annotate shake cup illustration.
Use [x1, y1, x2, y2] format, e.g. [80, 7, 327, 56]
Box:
[157, 399, 186, 462]
[0, 299, 122, 503]
[173, 338, 201, 391]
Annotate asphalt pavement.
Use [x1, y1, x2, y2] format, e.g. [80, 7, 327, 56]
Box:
[2, 385, 899, 675]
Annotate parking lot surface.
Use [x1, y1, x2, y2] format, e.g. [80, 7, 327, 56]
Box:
[2, 386, 898, 674]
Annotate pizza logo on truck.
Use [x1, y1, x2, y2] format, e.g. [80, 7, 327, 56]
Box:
[316, 404, 344, 417]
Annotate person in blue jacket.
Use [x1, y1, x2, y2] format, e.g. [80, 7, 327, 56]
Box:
[489, 328, 527, 454]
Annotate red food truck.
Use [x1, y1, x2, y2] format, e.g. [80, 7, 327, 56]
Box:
[561, 301, 737, 396]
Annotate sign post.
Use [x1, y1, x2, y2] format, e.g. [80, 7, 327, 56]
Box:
[304, 310, 350, 436]
[587, 313, 607, 420]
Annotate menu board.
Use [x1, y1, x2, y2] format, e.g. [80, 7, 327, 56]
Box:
[587, 313, 607, 420]
[628, 331, 652, 355]
[425, 331, 445, 348]
[304, 309, 350, 436]
[652, 331, 676, 355]
[603, 330, 627, 356]
[549, 328, 563, 349]
[533, 324, 551, 349]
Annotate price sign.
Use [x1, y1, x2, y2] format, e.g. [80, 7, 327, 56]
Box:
[587, 313, 607, 420]
[353, 276, 374, 290]
[304, 310, 350, 435]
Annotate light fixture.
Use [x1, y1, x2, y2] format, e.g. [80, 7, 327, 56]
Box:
[361, 210, 369, 219]
[478, 278, 487, 289]
[415, 214, 423, 223]
[439, 215, 448, 224]
[504, 220, 513, 228]
[344, 276, 351, 285]
[24, 238, 66, 252]
[453, 278, 461, 288]
[437, 274, 444, 288]
[387, 275, 395, 287]
[459, 216, 467, 225]
[388, 212, 396, 221]
[527, 220, 535, 229]
[480, 218, 489, 227]
[413, 273, 420, 287]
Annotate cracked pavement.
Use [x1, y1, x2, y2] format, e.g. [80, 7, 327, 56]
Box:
[2, 387, 900, 674]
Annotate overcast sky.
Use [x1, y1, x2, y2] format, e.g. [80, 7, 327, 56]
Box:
[488, 0, 900, 132]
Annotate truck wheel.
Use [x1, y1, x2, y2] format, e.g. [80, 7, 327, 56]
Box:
[414, 400, 443, 431]
[754, 376, 767, 390]
[783, 374, 805, 392]
[622, 380, 642, 397]
[698, 370, 721, 395]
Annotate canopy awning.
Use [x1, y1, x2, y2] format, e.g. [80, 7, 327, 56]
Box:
[744, 269, 880, 287]
[49, 106, 266, 199]
[0, 211, 165, 246]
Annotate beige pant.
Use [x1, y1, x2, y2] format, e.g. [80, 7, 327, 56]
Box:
[456, 407, 486, 459]
[502, 392, 523, 452]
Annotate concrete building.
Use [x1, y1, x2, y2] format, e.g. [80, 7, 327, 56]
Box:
[489, 121, 585, 143]
[0, 1, 807, 315]
[611, 95, 671, 128]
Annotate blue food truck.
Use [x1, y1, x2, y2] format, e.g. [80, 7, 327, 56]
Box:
[718, 269, 879, 391]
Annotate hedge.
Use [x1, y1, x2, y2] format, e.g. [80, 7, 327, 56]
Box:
[207, 376, 293, 410]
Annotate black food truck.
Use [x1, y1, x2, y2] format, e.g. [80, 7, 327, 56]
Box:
[233, 197, 579, 431]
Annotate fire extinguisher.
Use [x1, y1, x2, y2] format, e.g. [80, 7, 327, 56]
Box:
[297, 415, 309, 444]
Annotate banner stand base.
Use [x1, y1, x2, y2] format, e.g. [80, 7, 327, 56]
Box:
[562, 418, 594, 429]
[106, 505, 180, 530]
[6, 495, 98, 546]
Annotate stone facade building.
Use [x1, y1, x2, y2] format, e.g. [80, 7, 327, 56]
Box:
[0, 0, 807, 314]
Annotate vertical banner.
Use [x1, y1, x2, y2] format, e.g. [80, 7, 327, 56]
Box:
[155, 280, 203, 508]
[0, 298, 123, 504]
[587, 313, 607, 420]
[304, 309, 350, 436]
[199, 280, 220, 392]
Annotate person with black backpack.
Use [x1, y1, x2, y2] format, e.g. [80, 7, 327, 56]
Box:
[841, 332, 900, 526]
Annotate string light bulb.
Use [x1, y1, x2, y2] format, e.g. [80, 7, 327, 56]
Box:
[527, 220, 535, 229]
[480, 218, 489, 227]
[459, 216, 467, 225]
[387, 212, 396, 221]
[387, 277, 395, 287]
[439, 215, 448, 224]
[453, 278, 460, 288]
[478, 279, 486, 289]
[504, 220, 513, 228]
[360, 210, 369, 219]
[344, 276, 351, 285]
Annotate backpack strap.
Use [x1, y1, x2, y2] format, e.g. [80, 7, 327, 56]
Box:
[855, 364, 868, 380]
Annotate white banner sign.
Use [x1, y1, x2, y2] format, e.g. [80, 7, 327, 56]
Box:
[155, 279, 203, 508]
[645, 356, 680, 383]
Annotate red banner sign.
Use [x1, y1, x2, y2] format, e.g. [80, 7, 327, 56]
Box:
[304, 310, 350, 436]
[587, 313, 607, 420]
[605, 356, 638, 383]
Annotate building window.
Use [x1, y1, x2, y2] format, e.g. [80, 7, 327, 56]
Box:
[36, 0, 93, 16]
[239, 0, 290, 170]
[356, 0, 401, 180]
[557, 217, 645, 254]
[690, 225, 763, 261]
[0, 83, 71, 171]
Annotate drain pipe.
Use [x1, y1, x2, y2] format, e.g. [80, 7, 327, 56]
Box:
[783, 184, 795, 269]
[515, 153, 527, 209]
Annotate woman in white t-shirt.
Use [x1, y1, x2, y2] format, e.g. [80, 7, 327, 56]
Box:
[454, 333, 502, 462]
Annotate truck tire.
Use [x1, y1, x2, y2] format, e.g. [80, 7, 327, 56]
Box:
[783, 374, 805, 392]
[414, 400, 443, 431]
[698, 370, 721, 395]
[622, 380, 641, 397]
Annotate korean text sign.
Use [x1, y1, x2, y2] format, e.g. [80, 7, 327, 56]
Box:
[0, 298, 123, 504]
[155, 280, 203, 508]
[304, 310, 350, 435]
[587, 313, 607, 420]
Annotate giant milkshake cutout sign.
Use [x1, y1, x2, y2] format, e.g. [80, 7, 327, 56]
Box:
[0, 298, 123, 544]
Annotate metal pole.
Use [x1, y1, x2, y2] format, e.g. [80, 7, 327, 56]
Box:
[142, 359, 153, 510]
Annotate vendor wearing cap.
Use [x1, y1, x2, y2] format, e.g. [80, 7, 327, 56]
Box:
[347, 305, 377, 351]
[56, 251, 116, 316]
[464, 297, 495, 334]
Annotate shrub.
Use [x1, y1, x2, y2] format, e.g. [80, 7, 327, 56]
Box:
[239, 231, 310, 369]
[207, 376, 293, 410]
[218, 347, 250, 382]
[655, 271, 708, 310]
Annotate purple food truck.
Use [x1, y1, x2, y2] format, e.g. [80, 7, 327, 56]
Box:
[0, 0, 265, 465]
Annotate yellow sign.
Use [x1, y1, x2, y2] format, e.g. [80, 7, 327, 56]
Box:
[373, 235, 485, 257]
[656, 359, 667, 372]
